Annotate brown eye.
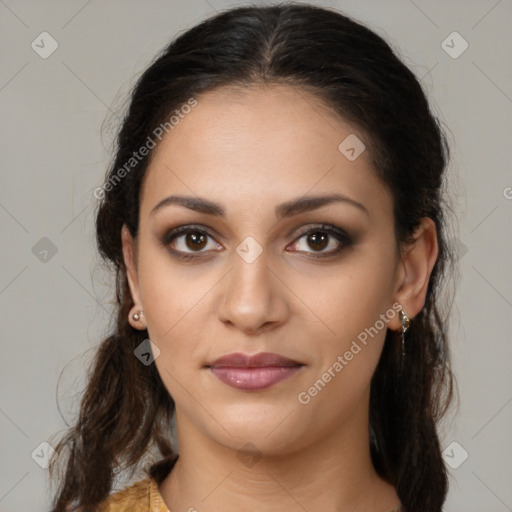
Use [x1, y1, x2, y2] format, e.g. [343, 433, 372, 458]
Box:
[289, 224, 352, 258]
[161, 225, 220, 260]
[306, 231, 329, 251]
[184, 231, 207, 251]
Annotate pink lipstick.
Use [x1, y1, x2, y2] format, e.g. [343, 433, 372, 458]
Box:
[206, 352, 304, 391]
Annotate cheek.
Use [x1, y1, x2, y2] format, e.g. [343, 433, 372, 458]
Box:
[135, 249, 210, 394]
[137, 243, 207, 338]
[295, 287, 390, 422]
[289, 253, 395, 396]
[291, 255, 394, 341]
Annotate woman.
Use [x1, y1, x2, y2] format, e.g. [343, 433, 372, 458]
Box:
[49, 3, 457, 511]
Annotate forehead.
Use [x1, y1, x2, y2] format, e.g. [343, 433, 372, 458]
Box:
[139, 84, 392, 222]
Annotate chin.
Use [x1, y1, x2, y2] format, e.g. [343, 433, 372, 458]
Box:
[208, 411, 306, 454]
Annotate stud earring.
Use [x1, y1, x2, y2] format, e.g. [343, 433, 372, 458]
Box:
[132, 310, 143, 322]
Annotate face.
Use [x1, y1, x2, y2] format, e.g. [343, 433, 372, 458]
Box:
[123, 84, 405, 456]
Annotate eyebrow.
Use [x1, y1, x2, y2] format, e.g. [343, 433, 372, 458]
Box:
[149, 193, 369, 219]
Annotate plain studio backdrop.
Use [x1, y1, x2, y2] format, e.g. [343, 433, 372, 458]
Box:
[0, 1, 511, 511]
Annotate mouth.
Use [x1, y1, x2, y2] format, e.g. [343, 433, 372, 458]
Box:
[205, 352, 305, 391]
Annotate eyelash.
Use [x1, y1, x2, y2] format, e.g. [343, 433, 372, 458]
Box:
[160, 223, 353, 261]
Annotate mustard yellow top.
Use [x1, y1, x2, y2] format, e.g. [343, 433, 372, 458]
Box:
[97, 476, 402, 512]
[97, 477, 170, 512]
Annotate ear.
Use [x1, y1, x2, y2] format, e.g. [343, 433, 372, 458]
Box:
[389, 217, 439, 330]
[121, 224, 142, 306]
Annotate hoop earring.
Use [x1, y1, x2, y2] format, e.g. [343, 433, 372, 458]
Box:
[399, 309, 410, 371]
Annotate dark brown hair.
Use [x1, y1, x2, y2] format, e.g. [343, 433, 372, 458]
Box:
[49, 3, 457, 511]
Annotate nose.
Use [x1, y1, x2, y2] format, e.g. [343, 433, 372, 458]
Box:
[216, 249, 290, 335]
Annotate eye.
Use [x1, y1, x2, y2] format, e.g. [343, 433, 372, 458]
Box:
[288, 224, 352, 258]
[160, 225, 220, 260]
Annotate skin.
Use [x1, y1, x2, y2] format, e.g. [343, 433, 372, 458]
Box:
[121, 84, 438, 512]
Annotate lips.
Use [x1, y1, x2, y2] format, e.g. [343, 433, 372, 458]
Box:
[205, 352, 305, 391]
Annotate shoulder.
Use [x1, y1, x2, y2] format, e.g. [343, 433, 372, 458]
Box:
[96, 477, 152, 512]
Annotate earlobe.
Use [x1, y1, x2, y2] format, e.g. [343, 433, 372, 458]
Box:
[391, 217, 439, 330]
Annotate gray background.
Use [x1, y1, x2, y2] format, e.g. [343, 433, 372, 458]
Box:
[1, 0, 511, 511]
